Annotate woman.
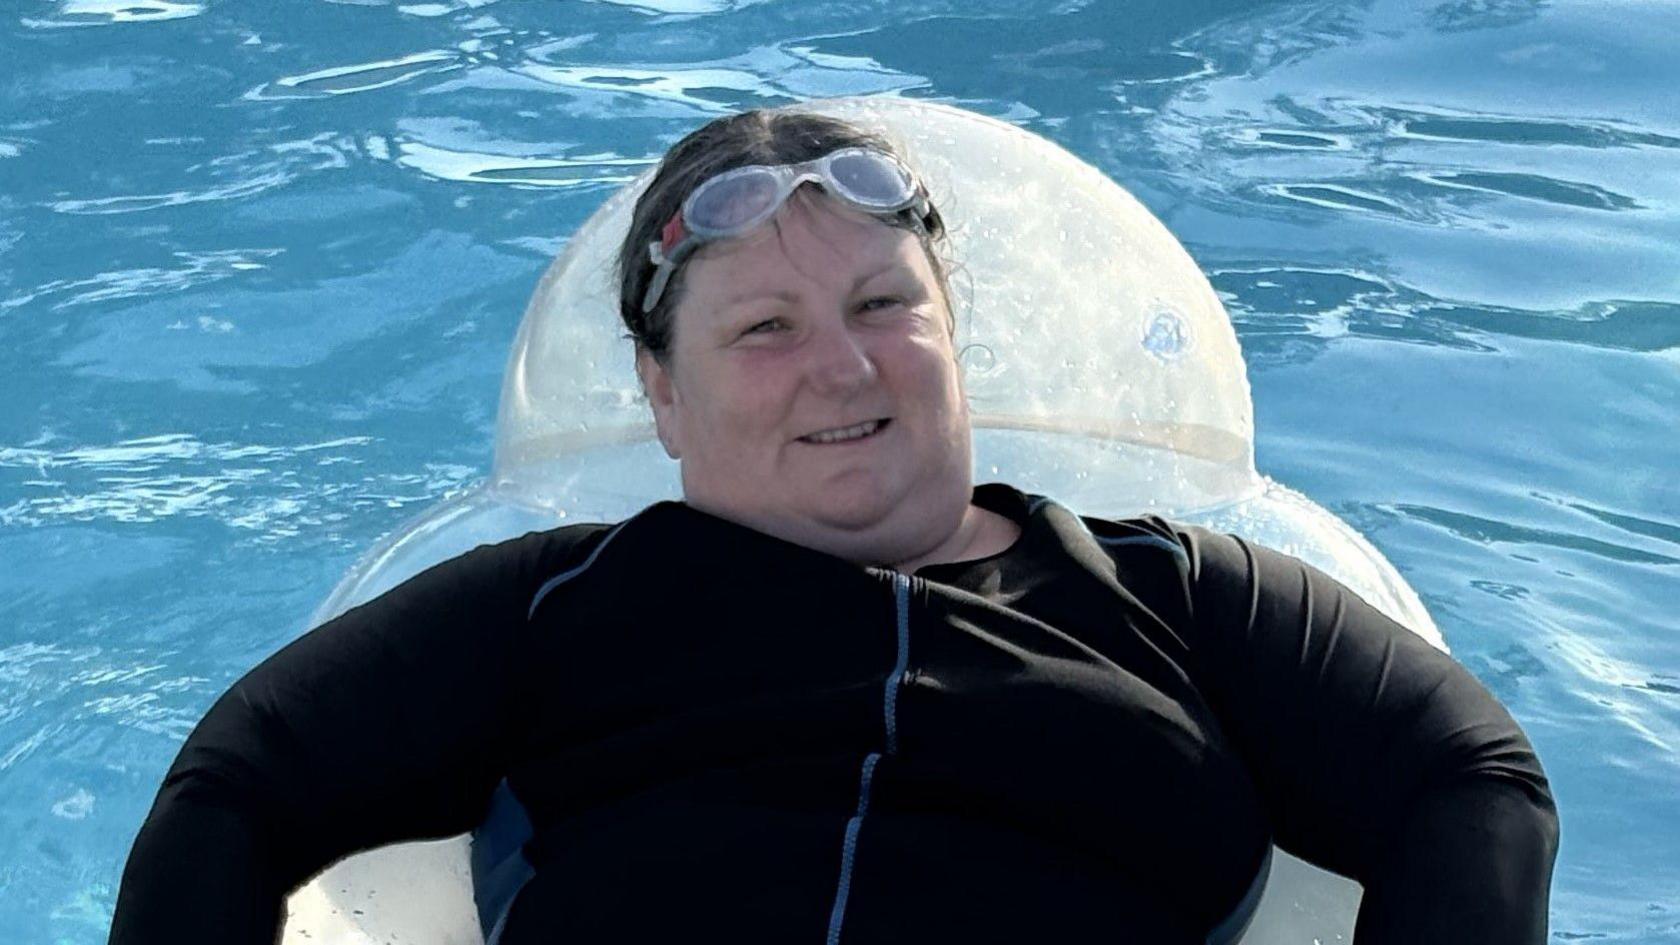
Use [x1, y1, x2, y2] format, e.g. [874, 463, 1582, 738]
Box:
[110, 109, 1558, 944]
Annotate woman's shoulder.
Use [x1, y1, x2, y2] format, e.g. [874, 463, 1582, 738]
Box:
[1075, 510, 1192, 556]
[465, 518, 624, 568]
[988, 481, 1195, 561]
[1066, 506, 1264, 589]
[996, 485, 1275, 597]
[408, 518, 628, 611]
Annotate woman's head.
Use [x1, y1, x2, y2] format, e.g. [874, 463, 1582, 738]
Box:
[618, 110, 950, 359]
[617, 108, 980, 567]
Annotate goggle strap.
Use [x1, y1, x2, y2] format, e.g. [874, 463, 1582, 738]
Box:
[642, 250, 675, 314]
[659, 211, 688, 257]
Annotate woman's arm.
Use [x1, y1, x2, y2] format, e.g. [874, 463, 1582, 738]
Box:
[108, 528, 580, 944]
[1172, 524, 1559, 943]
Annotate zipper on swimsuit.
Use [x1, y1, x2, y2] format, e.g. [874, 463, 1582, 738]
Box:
[825, 570, 914, 945]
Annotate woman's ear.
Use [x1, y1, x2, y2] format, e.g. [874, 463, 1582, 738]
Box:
[636, 347, 683, 460]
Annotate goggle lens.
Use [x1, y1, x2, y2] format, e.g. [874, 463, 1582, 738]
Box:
[688, 170, 782, 233]
[827, 150, 915, 207]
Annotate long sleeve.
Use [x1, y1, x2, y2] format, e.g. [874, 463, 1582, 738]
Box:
[108, 529, 571, 945]
[1173, 525, 1559, 943]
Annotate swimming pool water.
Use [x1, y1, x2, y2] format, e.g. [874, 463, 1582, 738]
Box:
[3, 0, 1677, 940]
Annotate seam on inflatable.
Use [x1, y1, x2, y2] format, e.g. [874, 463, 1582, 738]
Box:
[526, 520, 631, 619]
[1205, 845, 1273, 945]
[825, 573, 911, 943]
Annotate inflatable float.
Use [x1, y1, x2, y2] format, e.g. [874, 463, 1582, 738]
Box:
[280, 96, 1441, 945]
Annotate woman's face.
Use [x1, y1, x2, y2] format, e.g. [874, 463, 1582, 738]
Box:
[636, 188, 974, 566]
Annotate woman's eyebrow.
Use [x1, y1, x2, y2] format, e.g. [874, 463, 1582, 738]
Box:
[720, 261, 906, 309]
[720, 288, 799, 309]
[849, 260, 906, 291]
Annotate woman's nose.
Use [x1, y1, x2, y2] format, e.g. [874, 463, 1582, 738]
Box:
[805, 322, 878, 395]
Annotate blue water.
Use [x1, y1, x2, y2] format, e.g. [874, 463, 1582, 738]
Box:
[2, 0, 1677, 940]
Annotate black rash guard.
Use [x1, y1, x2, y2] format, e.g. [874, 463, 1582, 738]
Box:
[109, 483, 1558, 944]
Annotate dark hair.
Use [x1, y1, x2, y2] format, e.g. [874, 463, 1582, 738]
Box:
[617, 109, 951, 362]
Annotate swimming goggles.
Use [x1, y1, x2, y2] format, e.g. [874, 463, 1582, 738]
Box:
[641, 147, 932, 313]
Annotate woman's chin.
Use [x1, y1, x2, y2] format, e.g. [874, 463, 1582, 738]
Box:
[798, 483, 968, 558]
[686, 469, 968, 561]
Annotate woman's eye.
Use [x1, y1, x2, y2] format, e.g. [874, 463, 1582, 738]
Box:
[858, 296, 903, 313]
[743, 318, 784, 335]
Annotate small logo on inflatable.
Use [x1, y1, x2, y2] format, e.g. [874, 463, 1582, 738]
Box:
[1141, 307, 1192, 362]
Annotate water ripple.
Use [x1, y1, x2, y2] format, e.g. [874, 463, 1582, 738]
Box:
[393, 139, 650, 189]
[516, 44, 920, 112]
[1213, 265, 1680, 356]
[45, 229, 527, 391]
[1425, 300, 1680, 353]
[586, 0, 756, 14]
[1427, 0, 1545, 34]
[247, 51, 464, 101]
[1140, 1, 1680, 318]
[1261, 182, 1411, 218]
[1415, 171, 1640, 211]
[47, 173, 289, 216]
[0, 642, 204, 759]
[1384, 107, 1680, 150]
[1552, 501, 1680, 553]
[1548, 632, 1680, 758]
[1225, 159, 1644, 231]
[2, 250, 281, 312]
[1229, 128, 1351, 151]
[1395, 503, 1680, 567]
[42, 132, 366, 218]
[516, 60, 786, 112]
[1642, 677, 1680, 697]
[0, 434, 476, 545]
[20, 0, 203, 28]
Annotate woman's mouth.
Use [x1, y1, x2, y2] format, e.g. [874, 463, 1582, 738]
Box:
[798, 418, 890, 444]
